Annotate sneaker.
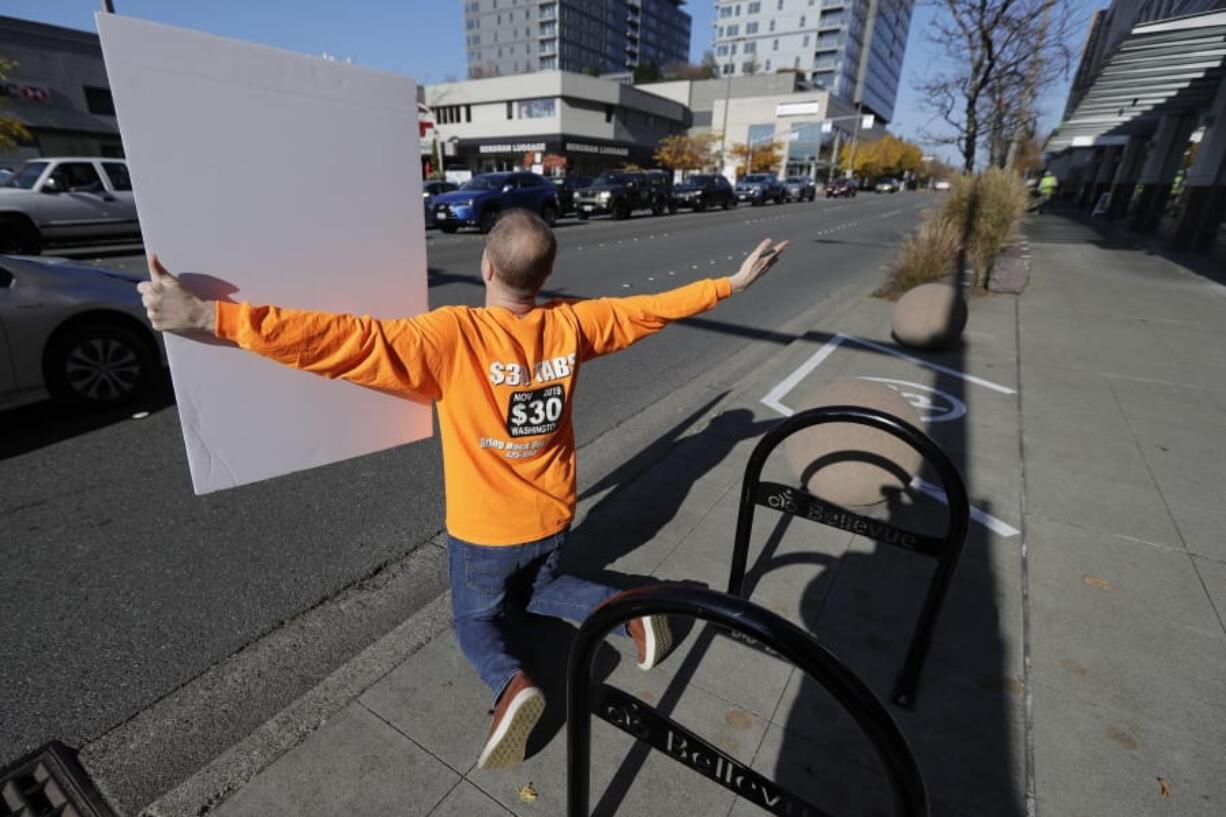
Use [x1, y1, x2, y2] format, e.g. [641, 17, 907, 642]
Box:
[628, 615, 673, 670]
[477, 671, 545, 770]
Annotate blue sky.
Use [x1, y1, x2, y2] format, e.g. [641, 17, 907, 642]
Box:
[7, 0, 1101, 160]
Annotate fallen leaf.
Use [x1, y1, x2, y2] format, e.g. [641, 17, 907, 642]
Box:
[1082, 575, 1112, 590]
[1158, 777, 1172, 798]
[519, 783, 539, 803]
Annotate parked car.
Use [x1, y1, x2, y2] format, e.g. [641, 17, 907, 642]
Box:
[573, 170, 672, 220]
[423, 180, 458, 228]
[934, 179, 952, 191]
[825, 178, 857, 198]
[0, 157, 141, 254]
[0, 254, 164, 410]
[550, 175, 593, 216]
[0, 168, 12, 185]
[670, 173, 735, 212]
[783, 176, 817, 202]
[734, 173, 786, 206]
[874, 178, 901, 193]
[431, 172, 560, 234]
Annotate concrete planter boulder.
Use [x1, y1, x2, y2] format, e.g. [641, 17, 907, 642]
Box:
[891, 282, 968, 350]
[783, 379, 924, 507]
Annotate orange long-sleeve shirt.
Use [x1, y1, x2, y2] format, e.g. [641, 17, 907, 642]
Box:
[214, 278, 732, 545]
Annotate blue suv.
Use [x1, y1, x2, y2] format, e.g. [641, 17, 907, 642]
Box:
[431, 172, 560, 234]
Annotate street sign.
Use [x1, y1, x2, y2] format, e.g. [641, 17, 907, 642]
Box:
[862, 113, 876, 129]
[821, 120, 834, 133]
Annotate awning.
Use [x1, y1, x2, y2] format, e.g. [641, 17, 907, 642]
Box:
[10, 106, 120, 136]
[1049, 9, 1226, 150]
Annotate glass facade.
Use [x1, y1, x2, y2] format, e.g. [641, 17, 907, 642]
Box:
[711, 0, 914, 123]
[465, 0, 691, 78]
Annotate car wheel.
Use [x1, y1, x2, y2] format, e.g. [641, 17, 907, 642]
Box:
[577, 211, 589, 221]
[0, 215, 43, 255]
[439, 224, 458, 234]
[612, 200, 630, 220]
[44, 320, 157, 406]
[540, 204, 558, 226]
[479, 209, 499, 234]
[694, 199, 707, 213]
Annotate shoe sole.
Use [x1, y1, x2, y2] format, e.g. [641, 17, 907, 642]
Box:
[637, 615, 673, 670]
[477, 687, 545, 770]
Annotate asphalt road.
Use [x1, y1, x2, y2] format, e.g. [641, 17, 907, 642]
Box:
[0, 192, 927, 771]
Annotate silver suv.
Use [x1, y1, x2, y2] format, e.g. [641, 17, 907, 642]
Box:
[0, 157, 141, 254]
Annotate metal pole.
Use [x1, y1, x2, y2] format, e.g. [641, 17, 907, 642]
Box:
[100, 0, 115, 12]
[847, 104, 862, 182]
[718, 67, 732, 179]
[830, 128, 842, 181]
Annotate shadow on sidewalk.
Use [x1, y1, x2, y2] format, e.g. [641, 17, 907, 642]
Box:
[566, 322, 1023, 812]
[1030, 202, 1225, 287]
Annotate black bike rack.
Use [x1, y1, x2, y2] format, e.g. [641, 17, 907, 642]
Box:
[567, 585, 929, 817]
[727, 406, 970, 708]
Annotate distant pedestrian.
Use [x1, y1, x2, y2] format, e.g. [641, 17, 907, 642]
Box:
[1037, 171, 1059, 213]
[137, 209, 788, 769]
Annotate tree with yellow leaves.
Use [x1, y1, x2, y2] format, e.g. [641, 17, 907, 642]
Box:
[653, 132, 721, 173]
[729, 140, 783, 175]
[839, 134, 923, 179]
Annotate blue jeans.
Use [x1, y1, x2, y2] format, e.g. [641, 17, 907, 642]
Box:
[447, 529, 626, 705]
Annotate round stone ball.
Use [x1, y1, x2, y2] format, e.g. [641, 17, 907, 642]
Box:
[782, 379, 924, 507]
[891, 283, 968, 350]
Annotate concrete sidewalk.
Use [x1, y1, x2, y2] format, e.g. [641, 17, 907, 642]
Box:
[148, 211, 1225, 817]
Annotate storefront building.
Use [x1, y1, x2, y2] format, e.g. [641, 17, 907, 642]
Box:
[424, 71, 688, 178]
[0, 16, 123, 169]
[1048, 4, 1226, 260]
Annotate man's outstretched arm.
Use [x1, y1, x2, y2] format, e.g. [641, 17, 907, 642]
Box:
[137, 255, 447, 398]
[571, 238, 789, 360]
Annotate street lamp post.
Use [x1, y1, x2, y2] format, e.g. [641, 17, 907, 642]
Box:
[821, 109, 874, 183]
[717, 37, 744, 182]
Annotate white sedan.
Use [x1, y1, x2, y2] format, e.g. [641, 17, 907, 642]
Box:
[0, 254, 164, 410]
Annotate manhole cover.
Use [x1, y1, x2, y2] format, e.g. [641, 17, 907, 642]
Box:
[0, 742, 114, 817]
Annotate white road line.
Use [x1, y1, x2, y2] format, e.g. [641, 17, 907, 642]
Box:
[912, 478, 1021, 537]
[840, 335, 1017, 395]
[759, 334, 1021, 538]
[760, 334, 847, 416]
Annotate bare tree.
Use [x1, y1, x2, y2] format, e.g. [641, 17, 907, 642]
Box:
[916, 0, 1078, 172]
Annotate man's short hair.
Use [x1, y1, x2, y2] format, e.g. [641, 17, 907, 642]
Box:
[484, 209, 557, 294]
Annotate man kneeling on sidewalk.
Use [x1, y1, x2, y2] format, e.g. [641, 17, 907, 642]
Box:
[138, 209, 787, 768]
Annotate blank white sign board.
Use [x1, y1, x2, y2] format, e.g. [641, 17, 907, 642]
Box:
[97, 14, 432, 494]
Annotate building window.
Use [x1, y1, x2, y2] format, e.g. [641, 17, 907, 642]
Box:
[517, 98, 556, 118]
[770, 19, 776, 31]
[717, 44, 729, 55]
[799, 15, 806, 27]
[726, 24, 738, 35]
[720, 5, 733, 17]
[605, 104, 615, 122]
[773, 38, 779, 50]
[83, 86, 115, 116]
[506, 101, 514, 119]
[764, 59, 771, 70]
[744, 41, 756, 52]
[748, 1, 761, 11]
[746, 22, 758, 33]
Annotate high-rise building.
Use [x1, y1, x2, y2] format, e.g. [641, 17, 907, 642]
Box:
[710, 0, 914, 124]
[463, 0, 691, 79]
